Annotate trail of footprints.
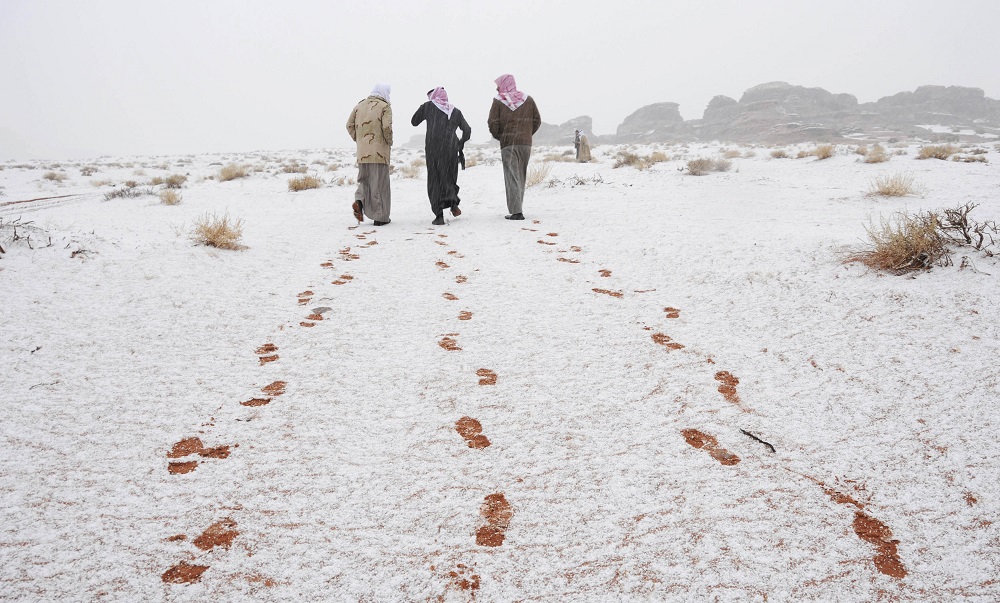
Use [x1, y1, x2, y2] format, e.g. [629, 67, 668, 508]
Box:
[523, 219, 908, 581]
[161, 229, 381, 585]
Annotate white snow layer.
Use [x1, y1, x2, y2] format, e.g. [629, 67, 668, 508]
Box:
[1, 143, 999, 602]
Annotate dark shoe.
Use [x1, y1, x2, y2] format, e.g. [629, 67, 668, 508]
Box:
[352, 201, 363, 222]
[451, 205, 462, 217]
[504, 213, 525, 220]
[431, 216, 445, 226]
[373, 219, 390, 226]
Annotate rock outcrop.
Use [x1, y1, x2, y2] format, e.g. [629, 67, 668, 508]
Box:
[533, 116, 594, 146]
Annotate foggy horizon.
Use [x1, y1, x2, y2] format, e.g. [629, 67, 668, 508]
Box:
[3, 0, 999, 160]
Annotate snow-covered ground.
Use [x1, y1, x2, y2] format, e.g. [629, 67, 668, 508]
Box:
[2, 142, 999, 601]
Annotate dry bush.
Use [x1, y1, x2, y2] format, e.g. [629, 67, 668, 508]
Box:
[411, 157, 426, 167]
[465, 154, 479, 168]
[159, 189, 182, 205]
[164, 174, 188, 188]
[326, 163, 342, 171]
[397, 163, 421, 179]
[43, 171, 67, 182]
[648, 151, 669, 163]
[191, 212, 245, 250]
[849, 212, 948, 273]
[686, 158, 732, 175]
[813, 145, 835, 160]
[123, 180, 139, 188]
[868, 172, 919, 197]
[149, 176, 165, 186]
[613, 151, 669, 170]
[90, 179, 113, 187]
[721, 148, 742, 159]
[282, 163, 308, 174]
[80, 166, 98, 176]
[854, 145, 869, 156]
[953, 155, 988, 164]
[863, 144, 890, 163]
[771, 149, 789, 159]
[133, 168, 146, 176]
[288, 175, 322, 191]
[743, 150, 757, 158]
[104, 186, 155, 201]
[795, 150, 811, 159]
[917, 145, 957, 160]
[713, 158, 732, 172]
[526, 162, 553, 187]
[939, 202, 998, 254]
[218, 163, 249, 181]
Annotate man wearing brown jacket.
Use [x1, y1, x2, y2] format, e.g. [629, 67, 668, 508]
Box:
[488, 74, 541, 220]
[346, 83, 393, 226]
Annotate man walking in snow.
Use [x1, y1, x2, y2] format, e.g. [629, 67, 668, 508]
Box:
[487, 74, 541, 221]
[346, 83, 393, 226]
[411, 87, 472, 225]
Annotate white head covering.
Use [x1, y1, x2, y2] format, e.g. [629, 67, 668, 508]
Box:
[370, 83, 391, 103]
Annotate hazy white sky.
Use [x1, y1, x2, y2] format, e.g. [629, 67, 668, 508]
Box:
[2, 0, 999, 159]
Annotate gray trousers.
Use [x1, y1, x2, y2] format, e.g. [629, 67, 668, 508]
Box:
[501, 145, 531, 215]
[355, 162, 391, 222]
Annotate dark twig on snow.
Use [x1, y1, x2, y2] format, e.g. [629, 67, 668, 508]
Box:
[29, 381, 60, 390]
[740, 429, 776, 453]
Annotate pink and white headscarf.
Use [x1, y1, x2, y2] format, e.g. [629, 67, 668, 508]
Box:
[428, 87, 454, 118]
[494, 74, 526, 111]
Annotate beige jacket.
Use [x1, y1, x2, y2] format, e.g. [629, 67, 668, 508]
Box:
[347, 96, 393, 164]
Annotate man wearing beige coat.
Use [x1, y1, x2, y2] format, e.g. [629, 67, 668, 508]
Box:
[347, 83, 393, 226]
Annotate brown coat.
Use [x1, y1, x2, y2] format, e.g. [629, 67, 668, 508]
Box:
[347, 96, 393, 164]
[488, 97, 541, 148]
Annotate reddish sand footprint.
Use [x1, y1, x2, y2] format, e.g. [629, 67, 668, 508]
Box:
[476, 368, 497, 385]
[439, 336, 461, 351]
[446, 564, 480, 594]
[193, 518, 239, 551]
[714, 371, 740, 404]
[476, 493, 513, 547]
[162, 562, 209, 584]
[651, 332, 684, 351]
[664, 307, 681, 318]
[166, 438, 234, 474]
[256, 343, 279, 365]
[557, 257, 580, 264]
[593, 288, 623, 298]
[455, 416, 491, 449]
[296, 291, 313, 305]
[680, 429, 741, 465]
[598, 269, 612, 277]
[537, 240, 556, 246]
[442, 292, 459, 301]
[458, 311, 473, 321]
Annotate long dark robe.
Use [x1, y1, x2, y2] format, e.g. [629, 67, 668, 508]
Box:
[411, 102, 472, 217]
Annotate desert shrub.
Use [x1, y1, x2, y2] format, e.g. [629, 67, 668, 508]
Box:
[191, 212, 245, 250]
[124, 180, 139, 188]
[411, 157, 426, 168]
[686, 157, 731, 175]
[613, 151, 668, 170]
[90, 179, 113, 187]
[648, 151, 669, 163]
[849, 212, 948, 273]
[326, 163, 342, 171]
[854, 145, 869, 156]
[952, 155, 988, 163]
[465, 154, 479, 168]
[868, 172, 919, 197]
[149, 176, 164, 186]
[770, 149, 789, 159]
[288, 175, 322, 191]
[721, 148, 742, 159]
[863, 144, 889, 163]
[795, 150, 810, 159]
[938, 202, 998, 254]
[813, 145, 835, 160]
[159, 189, 182, 205]
[968, 147, 988, 155]
[103, 186, 155, 201]
[282, 163, 308, 174]
[133, 168, 146, 176]
[80, 166, 98, 176]
[218, 163, 249, 181]
[43, 171, 67, 182]
[743, 150, 757, 158]
[397, 163, 421, 179]
[526, 162, 552, 187]
[164, 174, 188, 188]
[917, 145, 956, 160]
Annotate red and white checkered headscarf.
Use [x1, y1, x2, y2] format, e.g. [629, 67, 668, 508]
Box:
[494, 74, 526, 111]
[428, 87, 454, 118]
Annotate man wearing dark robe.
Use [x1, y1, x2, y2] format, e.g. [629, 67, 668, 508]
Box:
[411, 87, 472, 225]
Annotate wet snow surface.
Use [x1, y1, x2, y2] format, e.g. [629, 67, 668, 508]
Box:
[2, 143, 999, 601]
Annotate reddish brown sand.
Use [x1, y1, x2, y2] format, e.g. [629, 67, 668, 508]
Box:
[439, 337, 461, 351]
[436, 261, 450, 269]
[261, 381, 287, 396]
[166, 534, 186, 542]
[332, 280, 347, 285]
[306, 313, 323, 321]
[476, 493, 513, 546]
[448, 565, 481, 592]
[458, 311, 473, 321]
[476, 368, 497, 386]
[557, 257, 580, 264]
[241, 398, 271, 407]
[714, 371, 740, 403]
[162, 562, 209, 584]
[854, 512, 907, 579]
[442, 293, 458, 300]
[664, 307, 681, 318]
[680, 429, 741, 466]
[537, 240, 556, 246]
[546, 232, 558, 237]
[259, 354, 279, 365]
[340, 274, 354, 280]
[456, 275, 468, 284]
[592, 288, 623, 298]
[167, 438, 204, 459]
[570, 246, 582, 252]
[255, 343, 278, 355]
[598, 269, 612, 277]
[193, 519, 238, 551]
[455, 416, 491, 448]
[168, 461, 198, 475]
[300, 322, 315, 328]
[651, 333, 685, 350]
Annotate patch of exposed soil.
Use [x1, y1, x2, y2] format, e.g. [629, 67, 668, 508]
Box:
[166, 534, 187, 542]
[199, 446, 231, 459]
[456, 417, 491, 447]
[458, 311, 473, 321]
[241, 398, 271, 407]
[447, 250, 460, 256]
[339, 274, 354, 280]
[193, 518, 239, 551]
[532, 220, 541, 224]
[168, 438, 204, 459]
[547, 232, 558, 237]
[443, 292, 458, 300]
[593, 288, 623, 298]
[300, 322, 315, 328]
[168, 461, 199, 475]
[256, 343, 278, 355]
[651, 333, 684, 350]
[714, 371, 740, 404]
[162, 562, 209, 584]
[680, 429, 740, 466]
[521, 228, 538, 232]
[259, 355, 279, 366]
[448, 565, 481, 592]
[332, 280, 347, 285]
[435, 240, 448, 246]
[570, 246, 582, 252]
[598, 269, 612, 277]
[361, 241, 377, 247]
[436, 261, 450, 269]
[306, 313, 323, 321]
[557, 257, 580, 264]
[476, 368, 497, 386]
[320, 262, 333, 268]
[537, 240, 556, 246]
[261, 381, 287, 396]
[456, 275, 467, 284]
[854, 512, 907, 579]
[477, 493, 512, 546]
[439, 337, 461, 351]
[823, 487, 865, 510]
[664, 307, 681, 319]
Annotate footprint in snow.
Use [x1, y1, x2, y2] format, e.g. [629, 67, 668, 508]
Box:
[476, 493, 513, 547]
[455, 416, 491, 448]
[680, 429, 740, 466]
